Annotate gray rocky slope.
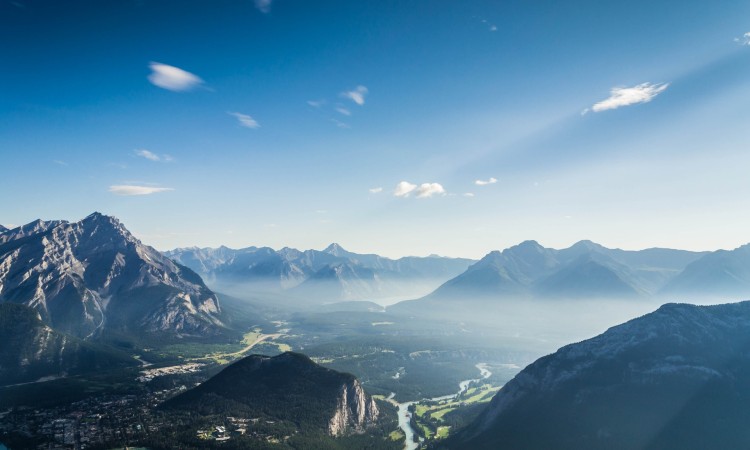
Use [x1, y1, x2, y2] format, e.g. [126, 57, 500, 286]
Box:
[0, 213, 225, 340]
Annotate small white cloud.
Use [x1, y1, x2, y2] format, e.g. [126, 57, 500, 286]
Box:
[369, 187, 383, 194]
[147, 62, 203, 92]
[735, 32, 750, 45]
[490, 25, 497, 31]
[135, 149, 159, 161]
[53, 160, 68, 166]
[229, 112, 260, 129]
[394, 181, 417, 197]
[591, 82, 669, 112]
[335, 105, 351, 116]
[255, 0, 272, 13]
[393, 181, 446, 198]
[475, 177, 498, 186]
[109, 185, 174, 196]
[135, 149, 173, 162]
[415, 183, 446, 198]
[463, 192, 475, 197]
[341, 85, 368, 106]
[307, 99, 325, 108]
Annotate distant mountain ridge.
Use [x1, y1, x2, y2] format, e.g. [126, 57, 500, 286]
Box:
[166, 243, 475, 303]
[389, 239, 742, 314]
[0, 213, 227, 341]
[447, 301, 750, 449]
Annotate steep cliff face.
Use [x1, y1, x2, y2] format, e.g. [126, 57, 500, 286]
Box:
[328, 378, 380, 436]
[0, 213, 225, 340]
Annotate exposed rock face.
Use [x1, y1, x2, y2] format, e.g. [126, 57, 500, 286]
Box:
[0, 213, 225, 339]
[328, 378, 379, 436]
[448, 301, 750, 450]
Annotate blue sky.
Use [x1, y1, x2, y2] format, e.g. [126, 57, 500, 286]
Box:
[1, 0, 749, 258]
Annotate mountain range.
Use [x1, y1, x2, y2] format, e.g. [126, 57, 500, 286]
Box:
[166, 243, 474, 304]
[0, 213, 227, 342]
[447, 301, 750, 449]
[389, 239, 750, 315]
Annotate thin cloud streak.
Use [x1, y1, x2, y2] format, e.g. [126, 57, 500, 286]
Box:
[228, 112, 260, 129]
[109, 185, 174, 196]
[134, 149, 173, 162]
[475, 177, 498, 186]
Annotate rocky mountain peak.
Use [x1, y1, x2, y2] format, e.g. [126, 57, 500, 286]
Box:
[324, 242, 349, 256]
[0, 213, 226, 340]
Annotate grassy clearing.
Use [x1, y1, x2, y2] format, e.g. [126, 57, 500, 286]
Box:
[436, 426, 450, 438]
[430, 407, 457, 421]
[418, 423, 434, 439]
[411, 383, 501, 442]
[461, 385, 501, 404]
[389, 429, 405, 441]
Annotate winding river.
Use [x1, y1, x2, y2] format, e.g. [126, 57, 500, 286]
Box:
[395, 363, 493, 450]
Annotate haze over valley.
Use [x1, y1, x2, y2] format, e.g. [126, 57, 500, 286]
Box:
[3, 0, 750, 448]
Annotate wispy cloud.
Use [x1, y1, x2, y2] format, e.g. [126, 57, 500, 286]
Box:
[53, 160, 69, 166]
[463, 192, 475, 197]
[393, 181, 446, 198]
[135, 149, 173, 162]
[307, 99, 325, 108]
[369, 187, 383, 194]
[255, 0, 272, 13]
[341, 85, 368, 106]
[335, 105, 351, 116]
[475, 177, 497, 186]
[589, 82, 669, 113]
[147, 62, 203, 92]
[228, 112, 260, 129]
[735, 32, 750, 46]
[109, 185, 174, 196]
[331, 118, 350, 129]
[480, 19, 497, 32]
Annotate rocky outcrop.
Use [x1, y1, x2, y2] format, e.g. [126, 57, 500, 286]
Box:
[328, 378, 379, 436]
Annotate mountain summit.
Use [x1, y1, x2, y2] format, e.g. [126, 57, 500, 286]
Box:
[0, 213, 225, 340]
